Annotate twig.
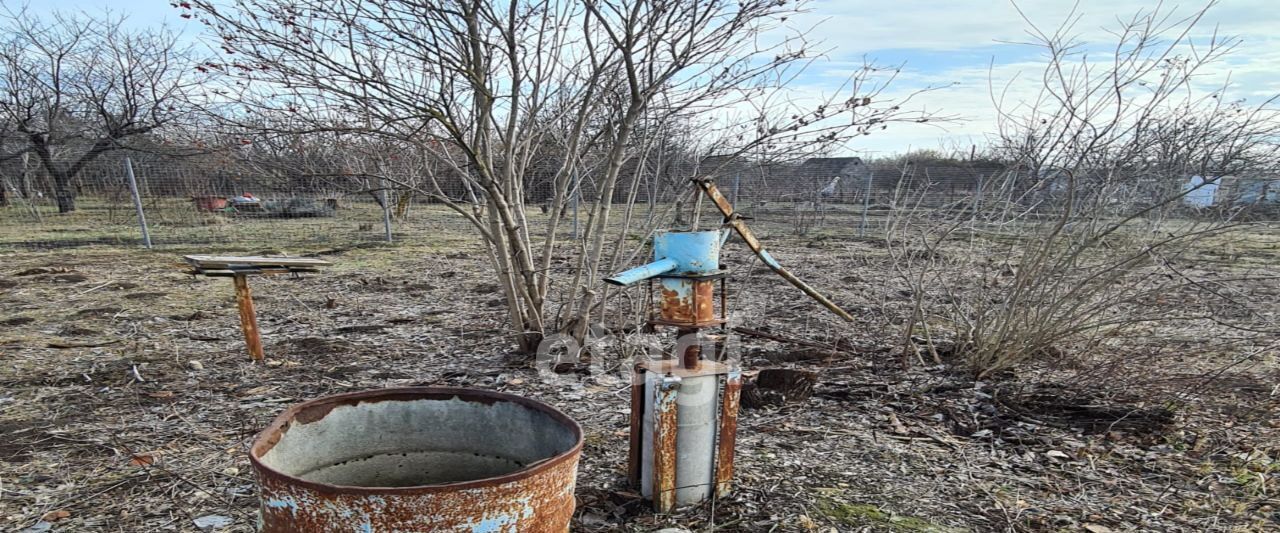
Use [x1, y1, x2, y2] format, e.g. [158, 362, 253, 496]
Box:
[75, 281, 116, 296]
[47, 339, 123, 349]
[131, 364, 145, 382]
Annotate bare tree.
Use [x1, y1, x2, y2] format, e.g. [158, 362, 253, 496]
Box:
[886, 2, 1279, 377]
[0, 7, 195, 212]
[188, 0, 938, 351]
[0, 116, 12, 207]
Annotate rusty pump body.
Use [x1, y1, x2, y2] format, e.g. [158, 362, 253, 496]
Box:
[605, 229, 740, 512]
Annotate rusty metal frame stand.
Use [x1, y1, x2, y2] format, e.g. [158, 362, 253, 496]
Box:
[714, 367, 742, 498]
[652, 375, 680, 513]
[630, 266, 741, 512]
[184, 255, 331, 363]
[629, 360, 742, 513]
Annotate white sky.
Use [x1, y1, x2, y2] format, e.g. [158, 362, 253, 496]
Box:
[778, 0, 1280, 156]
[27, 0, 1280, 157]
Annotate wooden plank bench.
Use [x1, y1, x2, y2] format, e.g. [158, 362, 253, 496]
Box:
[184, 255, 332, 362]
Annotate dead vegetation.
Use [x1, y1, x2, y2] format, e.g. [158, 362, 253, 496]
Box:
[0, 2, 1277, 532]
[0, 222, 1275, 532]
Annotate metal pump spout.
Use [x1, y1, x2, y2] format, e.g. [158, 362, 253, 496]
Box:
[604, 257, 678, 287]
[603, 229, 724, 287]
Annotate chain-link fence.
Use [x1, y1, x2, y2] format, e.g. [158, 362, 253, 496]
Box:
[2, 152, 1275, 252]
[0, 153, 397, 250]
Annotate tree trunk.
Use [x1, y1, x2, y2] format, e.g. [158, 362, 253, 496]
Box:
[394, 190, 413, 219]
[19, 153, 33, 198]
[31, 144, 82, 213]
[53, 171, 76, 213]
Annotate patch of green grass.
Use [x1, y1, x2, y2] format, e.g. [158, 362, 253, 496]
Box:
[816, 498, 969, 532]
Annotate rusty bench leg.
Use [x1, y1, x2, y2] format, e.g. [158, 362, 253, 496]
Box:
[233, 273, 264, 362]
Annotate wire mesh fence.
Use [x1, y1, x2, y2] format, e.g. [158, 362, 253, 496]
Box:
[0, 153, 397, 250]
[2, 152, 1275, 252]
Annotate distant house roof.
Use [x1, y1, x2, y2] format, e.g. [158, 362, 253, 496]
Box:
[867, 161, 1006, 183]
[694, 154, 751, 177]
[797, 157, 864, 177]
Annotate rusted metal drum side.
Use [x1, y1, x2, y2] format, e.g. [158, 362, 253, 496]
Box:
[249, 388, 583, 533]
[255, 455, 579, 533]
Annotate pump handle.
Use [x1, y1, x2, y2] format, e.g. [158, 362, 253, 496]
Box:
[691, 177, 855, 323]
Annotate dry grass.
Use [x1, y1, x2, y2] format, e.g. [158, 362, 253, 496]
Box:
[0, 214, 1276, 532]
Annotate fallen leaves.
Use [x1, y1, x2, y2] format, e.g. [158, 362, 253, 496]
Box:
[128, 452, 160, 467]
[3, 229, 1274, 533]
[40, 510, 71, 522]
[889, 412, 908, 435]
[192, 514, 234, 530]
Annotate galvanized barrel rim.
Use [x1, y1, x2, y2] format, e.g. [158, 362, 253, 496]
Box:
[249, 386, 584, 495]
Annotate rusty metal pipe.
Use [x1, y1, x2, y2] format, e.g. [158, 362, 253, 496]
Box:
[677, 327, 702, 370]
[692, 178, 855, 322]
[715, 369, 742, 498]
[650, 375, 680, 513]
[627, 365, 645, 489]
[233, 273, 264, 362]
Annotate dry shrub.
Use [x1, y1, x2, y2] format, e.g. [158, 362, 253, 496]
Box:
[885, 3, 1279, 381]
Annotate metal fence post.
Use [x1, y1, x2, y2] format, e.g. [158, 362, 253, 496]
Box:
[858, 171, 873, 238]
[380, 177, 393, 243]
[124, 157, 152, 249]
[972, 173, 984, 233]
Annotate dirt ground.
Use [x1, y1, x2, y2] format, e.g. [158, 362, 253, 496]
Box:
[1, 223, 1277, 532]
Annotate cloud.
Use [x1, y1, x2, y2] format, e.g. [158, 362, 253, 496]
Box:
[778, 0, 1280, 155]
[30, 0, 1276, 158]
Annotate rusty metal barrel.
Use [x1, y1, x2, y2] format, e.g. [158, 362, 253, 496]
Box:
[249, 387, 583, 532]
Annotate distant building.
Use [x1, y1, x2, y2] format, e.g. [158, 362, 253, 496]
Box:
[1181, 175, 1280, 207]
[1182, 176, 1219, 207]
[1233, 177, 1280, 205]
[797, 157, 864, 180]
[792, 157, 865, 201]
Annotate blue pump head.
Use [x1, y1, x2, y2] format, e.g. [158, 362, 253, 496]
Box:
[603, 230, 723, 286]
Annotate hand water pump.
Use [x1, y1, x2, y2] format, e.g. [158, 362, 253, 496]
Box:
[603, 178, 855, 512]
